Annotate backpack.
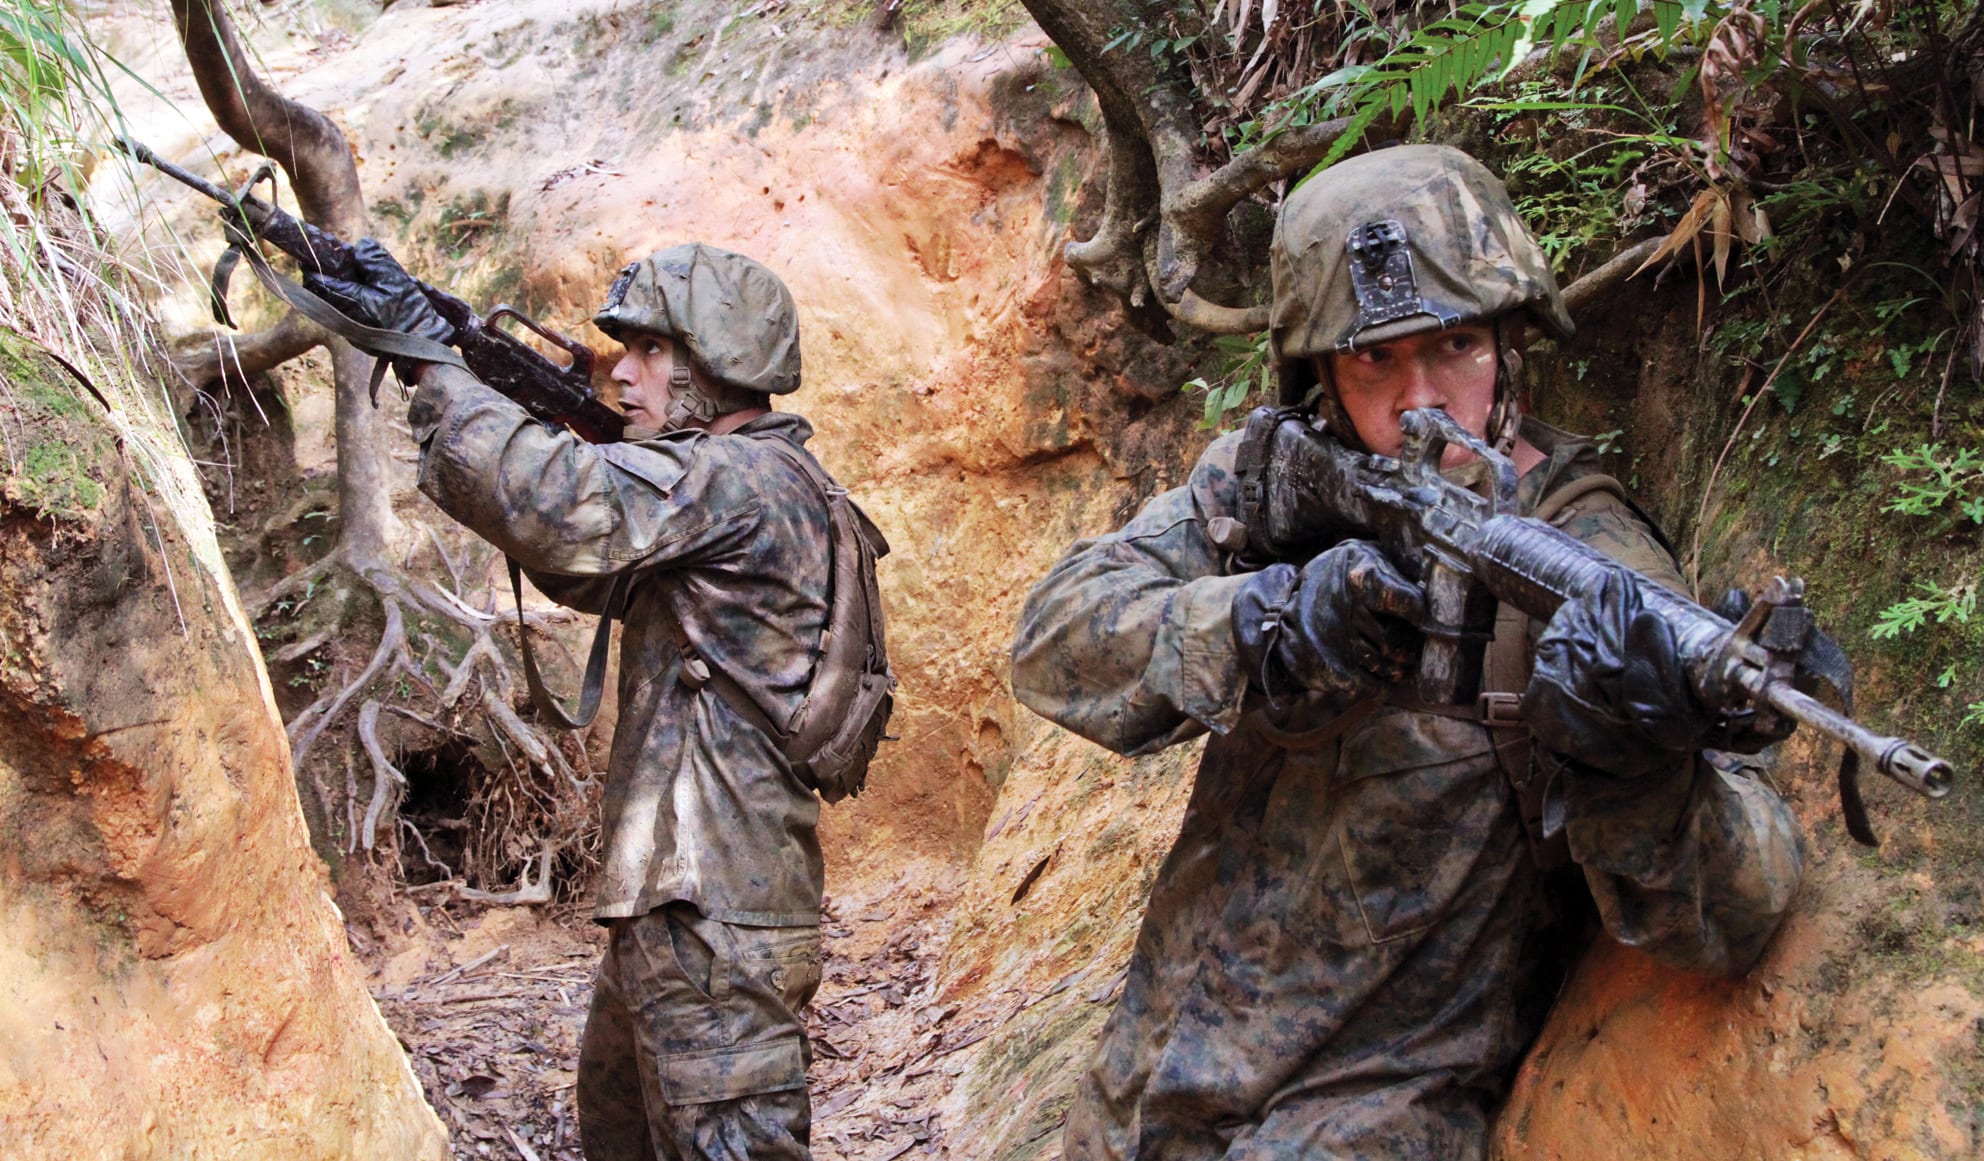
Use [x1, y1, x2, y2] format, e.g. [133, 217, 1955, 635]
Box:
[511, 434, 896, 804]
[722, 435, 896, 802]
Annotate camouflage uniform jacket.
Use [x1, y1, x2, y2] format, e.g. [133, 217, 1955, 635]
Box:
[411, 366, 829, 926]
[1011, 419, 1805, 1160]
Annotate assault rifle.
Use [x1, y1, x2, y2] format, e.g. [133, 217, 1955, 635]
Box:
[1231, 405, 1953, 846]
[124, 139, 625, 444]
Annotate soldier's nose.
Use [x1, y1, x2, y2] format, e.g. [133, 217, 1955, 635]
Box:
[1398, 367, 1443, 413]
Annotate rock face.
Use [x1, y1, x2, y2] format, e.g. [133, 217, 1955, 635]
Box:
[0, 344, 447, 1155]
[76, 1, 1982, 1158]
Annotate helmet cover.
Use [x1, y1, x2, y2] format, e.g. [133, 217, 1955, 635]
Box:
[594, 242, 802, 404]
[1269, 144, 1574, 409]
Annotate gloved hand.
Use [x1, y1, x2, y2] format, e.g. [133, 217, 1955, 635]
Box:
[1232, 540, 1424, 702]
[303, 238, 454, 380]
[1243, 412, 1353, 558]
[1526, 567, 1739, 778]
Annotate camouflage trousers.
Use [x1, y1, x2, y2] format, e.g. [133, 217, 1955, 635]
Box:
[578, 903, 822, 1160]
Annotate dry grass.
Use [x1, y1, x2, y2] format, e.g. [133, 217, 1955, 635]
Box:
[0, 0, 227, 603]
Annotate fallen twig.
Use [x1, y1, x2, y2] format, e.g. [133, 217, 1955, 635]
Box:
[425, 943, 511, 987]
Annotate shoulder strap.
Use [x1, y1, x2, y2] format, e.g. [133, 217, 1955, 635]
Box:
[664, 432, 889, 761]
[510, 557, 630, 730]
[1532, 470, 1678, 558]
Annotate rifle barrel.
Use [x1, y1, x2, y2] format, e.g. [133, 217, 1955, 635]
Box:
[119, 139, 234, 205]
[1756, 680, 1955, 798]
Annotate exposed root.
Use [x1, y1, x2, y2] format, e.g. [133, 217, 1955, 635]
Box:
[399, 814, 456, 881]
[269, 624, 337, 665]
[357, 699, 406, 851]
[252, 525, 603, 903]
[170, 311, 326, 394]
[454, 842, 556, 905]
[289, 591, 407, 771]
[257, 550, 339, 618]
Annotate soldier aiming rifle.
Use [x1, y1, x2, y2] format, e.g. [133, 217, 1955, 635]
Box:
[135, 141, 894, 1161]
[1011, 143, 1948, 1161]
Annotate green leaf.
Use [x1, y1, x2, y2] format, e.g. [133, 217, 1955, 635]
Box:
[1773, 375, 1803, 414]
[1653, 0, 1681, 43]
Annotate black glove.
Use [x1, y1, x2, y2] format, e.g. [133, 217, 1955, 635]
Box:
[1526, 567, 1729, 778]
[1237, 411, 1352, 559]
[1233, 540, 1424, 702]
[303, 238, 454, 379]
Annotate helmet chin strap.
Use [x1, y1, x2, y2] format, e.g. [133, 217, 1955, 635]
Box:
[661, 364, 712, 432]
[1487, 319, 1524, 456]
[660, 361, 770, 432]
[1306, 361, 1367, 451]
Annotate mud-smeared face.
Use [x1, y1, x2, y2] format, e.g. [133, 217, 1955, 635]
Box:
[1320, 323, 1498, 465]
[612, 332, 682, 430]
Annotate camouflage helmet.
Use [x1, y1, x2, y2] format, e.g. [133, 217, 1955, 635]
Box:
[594, 242, 801, 426]
[1269, 144, 1573, 413]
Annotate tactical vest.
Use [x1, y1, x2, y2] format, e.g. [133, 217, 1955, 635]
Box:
[1407, 472, 1649, 870]
[1234, 471, 1651, 870]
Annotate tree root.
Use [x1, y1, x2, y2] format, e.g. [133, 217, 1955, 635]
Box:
[357, 699, 405, 851]
[170, 311, 326, 393]
[253, 528, 601, 900]
[453, 842, 556, 906]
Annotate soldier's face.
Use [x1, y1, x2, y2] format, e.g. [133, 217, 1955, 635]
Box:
[1321, 324, 1499, 465]
[612, 333, 681, 428]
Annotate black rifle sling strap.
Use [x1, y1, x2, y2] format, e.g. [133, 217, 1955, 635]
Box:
[219, 218, 465, 402]
[509, 557, 631, 731]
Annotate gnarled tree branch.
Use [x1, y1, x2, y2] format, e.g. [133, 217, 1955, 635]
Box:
[171, 0, 400, 567]
[171, 309, 325, 389]
[1024, 2, 1668, 337]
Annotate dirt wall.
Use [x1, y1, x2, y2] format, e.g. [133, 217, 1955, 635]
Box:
[0, 343, 446, 1156]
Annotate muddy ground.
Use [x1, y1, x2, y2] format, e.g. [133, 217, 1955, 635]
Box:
[357, 874, 974, 1161]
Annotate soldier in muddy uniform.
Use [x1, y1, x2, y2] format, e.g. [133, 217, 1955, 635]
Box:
[1010, 145, 1807, 1160]
[310, 243, 832, 1159]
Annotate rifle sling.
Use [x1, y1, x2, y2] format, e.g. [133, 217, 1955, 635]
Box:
[221, 220, 467, 375]
[508, 558, 629, 731]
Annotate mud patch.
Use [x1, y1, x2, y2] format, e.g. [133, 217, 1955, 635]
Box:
[357, 865, 977, 1160]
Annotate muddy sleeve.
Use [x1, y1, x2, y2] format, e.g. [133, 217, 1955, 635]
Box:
[407, 365, 759, 577]
[1552, 492, 1805, 976]
[1010, 436, 1255, 757]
